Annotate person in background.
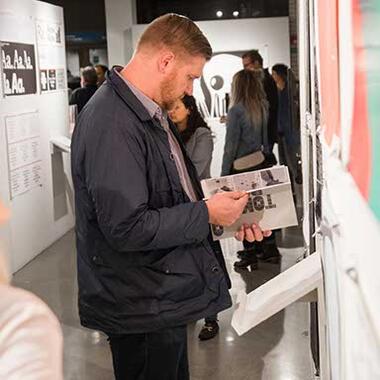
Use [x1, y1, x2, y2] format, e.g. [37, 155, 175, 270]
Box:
[0, 201, 63, 380]
[95, 64, 109, 87]
[67, 69, 81, 92]
[169, 95, 222, 341]
[169, 95, 213, 180]
[222, 69, 279, 269]
[271, 64, 300, 174]
[241, 50, 282, 263]
[242, 50, 279, 152]
[69, 66, 98, 114]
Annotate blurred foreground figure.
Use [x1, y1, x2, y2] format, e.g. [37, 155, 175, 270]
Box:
[0, 201, 63, 380]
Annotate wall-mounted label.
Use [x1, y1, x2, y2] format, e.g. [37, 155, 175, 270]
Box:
[1, 41, 37, 96]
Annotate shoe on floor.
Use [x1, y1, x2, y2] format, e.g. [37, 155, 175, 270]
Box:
[198, 321, 219, 341]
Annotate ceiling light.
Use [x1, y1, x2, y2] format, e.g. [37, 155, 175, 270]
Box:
[216, 10, 223, 18]
[233, 11, 239, 17]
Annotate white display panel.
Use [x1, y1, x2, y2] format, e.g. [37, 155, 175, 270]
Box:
[0, 0, 73, 272]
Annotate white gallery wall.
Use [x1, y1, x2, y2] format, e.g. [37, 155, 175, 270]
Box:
[131, 17, 290, 68]
[104, 0, 134, 67]
[104, 0, 290, 68]
[0, 0, 74, 273]
[66, 50, 80, 77]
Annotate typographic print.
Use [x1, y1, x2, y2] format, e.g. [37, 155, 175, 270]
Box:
[1, 42, 37, 96]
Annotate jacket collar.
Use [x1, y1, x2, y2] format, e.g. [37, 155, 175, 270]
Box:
[107, 66, 152, 122]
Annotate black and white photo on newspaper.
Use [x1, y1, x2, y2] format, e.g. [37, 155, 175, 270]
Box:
[201, 166, 298, 240]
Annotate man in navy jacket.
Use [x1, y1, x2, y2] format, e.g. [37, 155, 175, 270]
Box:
[71, 14, 270, 380]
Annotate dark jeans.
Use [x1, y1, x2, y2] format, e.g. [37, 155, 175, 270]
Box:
[108, 325, 189, 380]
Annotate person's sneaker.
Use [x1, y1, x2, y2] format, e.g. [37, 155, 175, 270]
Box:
[198, 321, 219, 341]
[233, 257, 258, 270]
[257, 245, 281, 263]
[236, 246, 263, 259]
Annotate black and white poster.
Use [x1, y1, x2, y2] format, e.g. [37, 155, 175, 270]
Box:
[36, 20, 63, 46]
[1, 41, 37, 96]
[48, 69, 56, 90]
[40, 69, 48, 92]
[201, 166, 298, 240]
[40, 68, 65, 93]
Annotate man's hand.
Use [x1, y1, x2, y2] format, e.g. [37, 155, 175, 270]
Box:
[234, 223, 272, 243]
[205, 191, 248, 226]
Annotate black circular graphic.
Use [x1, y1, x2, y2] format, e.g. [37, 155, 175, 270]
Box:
[212, 224, 224, 237]
[252, 196, 265, 211]
[210, 75, 224, 90]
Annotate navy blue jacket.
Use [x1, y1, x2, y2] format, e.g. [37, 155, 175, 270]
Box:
[70, 68, 232, 334]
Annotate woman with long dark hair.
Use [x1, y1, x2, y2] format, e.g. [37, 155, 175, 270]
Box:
[169, 95, 213, 180]
[222, 69, 269, 176]
[222, 69, 279, 269]
[169, 95, 222, 341]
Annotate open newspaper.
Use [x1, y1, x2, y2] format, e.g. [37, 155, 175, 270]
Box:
[201, 165, 298, 240]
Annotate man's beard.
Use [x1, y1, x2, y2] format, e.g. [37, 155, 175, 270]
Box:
[159, 70, 181, 110]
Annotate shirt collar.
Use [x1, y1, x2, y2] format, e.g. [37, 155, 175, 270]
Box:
[115, 69, 166, 122]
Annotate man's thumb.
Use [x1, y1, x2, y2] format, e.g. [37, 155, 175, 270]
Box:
[235, 193, 249, 207]
[223, 191, 247, 200]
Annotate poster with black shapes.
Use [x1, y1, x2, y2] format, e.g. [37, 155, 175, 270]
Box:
[48, 69, 56, 90]
[40, 68, 65, 93]
[1, 42, 37, 96]
[40, 69, 48, 92]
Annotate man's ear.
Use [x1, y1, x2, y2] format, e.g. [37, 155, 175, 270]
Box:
[157, 51, 175, 74]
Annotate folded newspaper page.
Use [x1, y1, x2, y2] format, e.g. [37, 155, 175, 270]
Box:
[201, 166, 298, 240]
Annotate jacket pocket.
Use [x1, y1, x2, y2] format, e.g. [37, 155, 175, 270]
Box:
[147, 246, 205, 303]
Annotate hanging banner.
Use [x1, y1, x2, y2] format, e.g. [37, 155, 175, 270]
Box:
[348, 0, 380, 221]
[315, 0, 340, 146]
[1, 41, 37, 96]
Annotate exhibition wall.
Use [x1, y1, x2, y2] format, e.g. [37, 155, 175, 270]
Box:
[131, 17, 290, 68]
[0, 0, 74, 273]
[104, 0, 290, 68]
[300, 0, 380, 378]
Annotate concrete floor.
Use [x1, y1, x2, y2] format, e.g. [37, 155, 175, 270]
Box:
[12, 225, 314, 380]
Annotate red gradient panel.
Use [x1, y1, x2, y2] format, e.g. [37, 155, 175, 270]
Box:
[317, 0, 341, 144]
[348, 0, 371, 199]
